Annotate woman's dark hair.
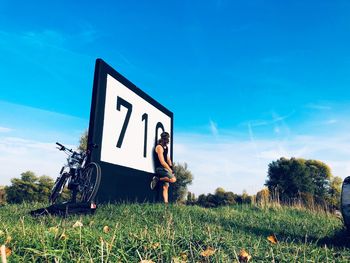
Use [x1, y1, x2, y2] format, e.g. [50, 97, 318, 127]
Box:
[158, 132, 170, 146]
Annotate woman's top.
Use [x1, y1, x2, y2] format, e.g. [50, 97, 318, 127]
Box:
[153, 144, 168, 168]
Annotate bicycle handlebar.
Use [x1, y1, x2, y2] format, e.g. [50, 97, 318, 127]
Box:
[56, 142, 64, 148]
[56, 142, 73, 153]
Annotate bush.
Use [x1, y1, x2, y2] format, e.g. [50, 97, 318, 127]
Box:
[5, 171, 54, 203]
[194, 188, 250, 208]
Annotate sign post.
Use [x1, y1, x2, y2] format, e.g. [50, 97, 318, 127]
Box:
[87, 59, 173, 203]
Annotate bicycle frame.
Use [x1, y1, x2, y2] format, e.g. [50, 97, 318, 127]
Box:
[53, 143, 86, 200]
[51, 142, 101, 204]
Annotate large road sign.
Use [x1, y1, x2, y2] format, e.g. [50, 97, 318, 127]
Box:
[87, 59, 173, 202]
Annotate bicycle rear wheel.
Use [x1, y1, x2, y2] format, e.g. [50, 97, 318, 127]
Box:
[49, 173, 69, 204]
[79, 162, 101, 202]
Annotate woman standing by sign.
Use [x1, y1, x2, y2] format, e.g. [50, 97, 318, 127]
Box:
[151, 132, 176, 203]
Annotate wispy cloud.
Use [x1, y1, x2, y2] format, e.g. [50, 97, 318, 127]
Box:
[247, 122, 261, 163]
[0, 100, 88, 143]
[209, 120, 219, 137]
[22, 30, 66, 48]
[174, 130, 350, 196]
[0, 29, 95, 90]
[0, 101, 87, 186]
[0, 127, 12, 133]
[305, 103, 332, 110]
[323, 119, 338, 125]
[244, 110, 294, 128]
[0, 137, 73, 185]
[0, 28, 95, 62]
[17, 26, 97, 50]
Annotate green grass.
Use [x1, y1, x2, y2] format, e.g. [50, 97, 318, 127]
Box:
[0, 203, 349, 262]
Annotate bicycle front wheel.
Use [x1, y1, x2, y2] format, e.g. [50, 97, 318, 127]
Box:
[49, 173, 69, 204]
[79, 162, 101, 202]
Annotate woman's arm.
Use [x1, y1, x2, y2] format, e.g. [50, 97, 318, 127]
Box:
[167, 156, 173, 167]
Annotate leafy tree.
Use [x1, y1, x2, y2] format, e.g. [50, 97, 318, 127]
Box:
[305, 159, 332, 198]
[187, 191, 192, 202]
[197, 194, 208, 207]
[5, 171, 54, 203]
[327, 176, 342, 209]
[0, 186, 5, 205]
[78, 130, 88, 152]
[37, 176, 55, 202]
[265, 157, 333, 206]
[256, 188, 270, 205]
[213, 187, 237, 206]
[223, 191, 237, 205]
[213, 187, 227, 206]
[186, 191, 196, 205]
[215, 187, 225, 194]
[202, 194, 217, 207]
[194, 188, 238, 207]
[170, 162, 193, 203]
[241, 190, 252, 204]
[267, 158, 309, 200]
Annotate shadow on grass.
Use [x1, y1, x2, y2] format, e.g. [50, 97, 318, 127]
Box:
[202, 208, 350, 249]
[318, 228, 350, 249]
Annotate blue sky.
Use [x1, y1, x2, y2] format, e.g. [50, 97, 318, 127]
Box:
[0, 0, 350, 195]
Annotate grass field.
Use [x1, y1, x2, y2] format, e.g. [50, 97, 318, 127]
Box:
[0, 202, 349, 262]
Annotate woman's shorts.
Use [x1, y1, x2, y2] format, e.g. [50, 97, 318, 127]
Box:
[155, 167, 175, 187]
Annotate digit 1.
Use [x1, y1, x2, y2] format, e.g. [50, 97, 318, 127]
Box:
[142, 113, 148, 158]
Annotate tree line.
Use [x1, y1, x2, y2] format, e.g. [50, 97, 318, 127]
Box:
[1, 156, 342, 211]
[0, 162, 193, 204]
[0, 130, 343, 209]
[1, 171, 54, 204]
[186, 188, 253, 207]
[184, 157, 342, 210]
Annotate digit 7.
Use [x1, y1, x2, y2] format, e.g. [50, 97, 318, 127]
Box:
[116, 96, 133, 148]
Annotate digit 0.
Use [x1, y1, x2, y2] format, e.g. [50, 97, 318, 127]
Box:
[155, 122, 165, 145]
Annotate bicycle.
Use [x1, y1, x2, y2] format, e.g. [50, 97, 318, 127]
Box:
[49, 142, 101, 204]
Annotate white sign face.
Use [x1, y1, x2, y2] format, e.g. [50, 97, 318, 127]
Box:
[100, 74, 172, 173]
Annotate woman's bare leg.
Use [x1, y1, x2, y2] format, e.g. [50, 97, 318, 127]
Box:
[159, 177, 176, 183]
[163, 185, 169, 203]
